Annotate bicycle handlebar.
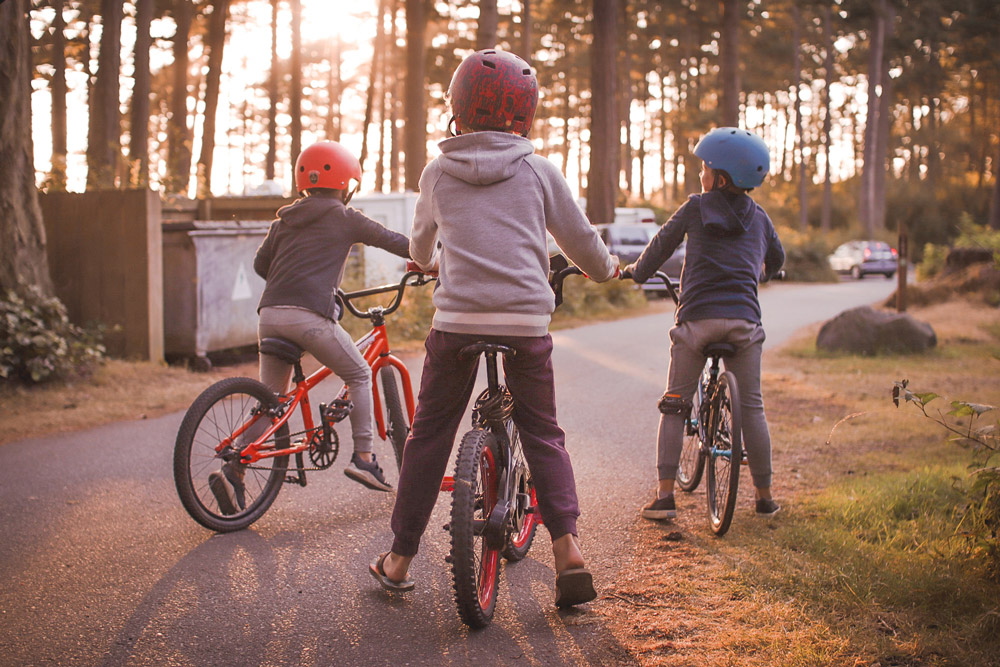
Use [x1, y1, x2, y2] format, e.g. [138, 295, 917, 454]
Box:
[337, 271, 436, 320]
[548, 255, 585, 307]
[630, 268, 786, 306]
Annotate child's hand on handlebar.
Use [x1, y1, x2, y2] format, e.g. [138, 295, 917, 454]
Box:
[620, 263, 637, 281]
[407, 260, 438, 277]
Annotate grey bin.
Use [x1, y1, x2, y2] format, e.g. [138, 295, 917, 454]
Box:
[163, 220, 270, 368]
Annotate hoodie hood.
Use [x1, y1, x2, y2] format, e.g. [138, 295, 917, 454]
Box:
[437, 131, 535, 185]
[276, 193, 343, 228]
[700, 190, 756, 236]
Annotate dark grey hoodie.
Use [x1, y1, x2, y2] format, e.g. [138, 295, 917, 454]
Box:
[254, 193, 410, 320]
[410, 131, 617, 337]
[632, 190, 784, 325]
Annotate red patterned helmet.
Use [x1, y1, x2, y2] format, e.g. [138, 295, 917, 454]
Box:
[294, 141, 362, 194]
[447, 49, 538, 137]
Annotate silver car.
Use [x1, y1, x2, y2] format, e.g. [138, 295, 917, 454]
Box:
[828, 240, 898, 279]
[595, 223, 685, 292]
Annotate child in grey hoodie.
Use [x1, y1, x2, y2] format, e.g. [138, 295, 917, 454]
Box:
[369, 49, 618, 609]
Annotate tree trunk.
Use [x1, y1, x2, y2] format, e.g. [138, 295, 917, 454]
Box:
[86, 0, 124, 190]
[0, 0, 52, 294]
[265, 0, 278, 182]
[873, 1, 895, 231]
[860, 0, 886, 237]
[404, 0, 427, 191]
[793, 4, 807, 230]
[166, 0, 193, 195]
[376, 0, 389, 192]
[361, 0, 388, 181]
[49, 0, 68, 191]
[586, 0, 619, 224]
[326, 36, 343, 142]
[196, 0, 230, 198]
[820, 4, 833, 233]
[521, 0, 532, 59]
[389, 0, 401, 191]
[129, 0, 153, 186]
[477, 0, 498, 50]
[719, 0, 740, 126]
[620, 0, 632, 196]
[289, 0, 302, 190]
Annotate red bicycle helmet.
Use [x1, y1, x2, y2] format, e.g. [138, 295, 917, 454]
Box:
[294, 141, 362, 194]
[447, 49, 538, 137]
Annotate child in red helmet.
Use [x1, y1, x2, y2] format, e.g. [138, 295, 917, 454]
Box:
[369, 49, 618, 609]
[209, 141, 411, 513]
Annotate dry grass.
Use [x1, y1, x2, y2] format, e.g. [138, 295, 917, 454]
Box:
[595, 299, 1000, 666]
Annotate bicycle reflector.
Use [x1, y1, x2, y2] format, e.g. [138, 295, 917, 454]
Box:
[658, 393, 692, 416]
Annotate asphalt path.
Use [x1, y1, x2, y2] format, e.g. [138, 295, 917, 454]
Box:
[0, 277, 897, 666]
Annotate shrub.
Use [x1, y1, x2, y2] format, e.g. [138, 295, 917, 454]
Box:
[0, 285, 105, 384]
[917, 217, 1000, 279]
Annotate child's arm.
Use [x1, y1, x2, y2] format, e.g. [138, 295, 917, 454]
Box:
[408, 165, 442, 272]
[762, 217, 785, 280]
[629, 199, 692, 283]
[253, 221, 278, 279]
[349, 209, 411, 259]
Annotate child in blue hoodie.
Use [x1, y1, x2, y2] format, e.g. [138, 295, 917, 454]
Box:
[624, 127, 785, 521]
[369, 50, 618, 609]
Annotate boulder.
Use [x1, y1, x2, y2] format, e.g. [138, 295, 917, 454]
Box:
[944, 247, 995, 275]
[816, 306, 937, 355]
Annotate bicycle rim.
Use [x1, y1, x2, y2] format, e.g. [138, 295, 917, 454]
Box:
[378, 366, 408, 472]
[173, 377, 289, 532]
[450, 429, 501, 628]
[705, 371, 743, 537]
[502, 421, 538, 562]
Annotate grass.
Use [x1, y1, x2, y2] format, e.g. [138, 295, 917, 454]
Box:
[599, 299, 1000, 666]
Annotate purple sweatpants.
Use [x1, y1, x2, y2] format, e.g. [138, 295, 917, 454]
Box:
[390, 329, 580, 557]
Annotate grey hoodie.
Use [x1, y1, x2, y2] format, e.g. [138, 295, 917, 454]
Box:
[410, 131, 617, 337]
[632, 190, 784, 325]
[254, 193, 410, 320]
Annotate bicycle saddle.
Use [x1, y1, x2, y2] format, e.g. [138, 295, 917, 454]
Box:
[459, 342, 516, 359]
[259, 337, 305, 364]
[703, 342, 737, 358]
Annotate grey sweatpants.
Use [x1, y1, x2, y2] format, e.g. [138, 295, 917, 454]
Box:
[257, 306, 374, 453]
[657, 318, 773, 489]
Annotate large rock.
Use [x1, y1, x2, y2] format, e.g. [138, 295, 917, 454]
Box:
[816, 306, 937, 355]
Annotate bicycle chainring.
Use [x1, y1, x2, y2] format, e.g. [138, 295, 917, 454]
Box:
[309, 427, 339, 469]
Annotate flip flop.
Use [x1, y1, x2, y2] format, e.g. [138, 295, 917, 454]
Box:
[369, 553, 415, 592]
[554, 568, 597, 608]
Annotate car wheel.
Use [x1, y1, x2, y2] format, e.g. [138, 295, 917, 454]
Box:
[850, 266, 862, 280]
[885, 272, 895, 280]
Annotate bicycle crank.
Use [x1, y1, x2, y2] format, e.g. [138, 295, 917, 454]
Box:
[484, 501, 511, 550]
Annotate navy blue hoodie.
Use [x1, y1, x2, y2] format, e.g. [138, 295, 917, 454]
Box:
[631, 191, 784, 325]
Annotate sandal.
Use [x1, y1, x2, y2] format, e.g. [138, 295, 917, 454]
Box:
[369, 552, 415, 592]
[554, 567, 597, 608]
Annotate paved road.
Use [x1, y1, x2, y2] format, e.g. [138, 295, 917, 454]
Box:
[0, 278, 896, 666]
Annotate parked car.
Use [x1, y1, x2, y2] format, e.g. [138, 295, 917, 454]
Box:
[828, 240, 898, 279]
[595, 223, 685, 293]
[613, 207, 657, 226]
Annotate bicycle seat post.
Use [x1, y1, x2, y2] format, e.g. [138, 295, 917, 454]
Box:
[483, 350, 500, 394]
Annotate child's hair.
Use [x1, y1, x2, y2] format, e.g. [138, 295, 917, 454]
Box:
[694, 127, 770, 191]
[447, 49, 538, 138]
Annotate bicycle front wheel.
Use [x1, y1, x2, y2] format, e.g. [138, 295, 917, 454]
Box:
[450, 429, 501, 629]
[676, 382, 705, 492]
[501, 420, 538, 562]
[378, 366, 408, 471]
[174, 377, 289, 532]
[705, 371, 743, 537]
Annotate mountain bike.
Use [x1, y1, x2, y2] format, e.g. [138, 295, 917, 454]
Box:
[173, 270, 434, 533]
[441, 256, 585, 629]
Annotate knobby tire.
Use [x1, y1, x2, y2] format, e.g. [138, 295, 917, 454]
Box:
[705, 370, 742, 537]
[676, 380, 706, 492]
[378, 366, 408, 471]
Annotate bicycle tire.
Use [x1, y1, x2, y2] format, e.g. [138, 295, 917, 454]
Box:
[450, 428, 501, 628]
[378, 366, 408, 471]
[174, 377, 289, 532]
[705, 370, 743, 536]
[675, 380, 705, 493]
[501, 420, 538, 562]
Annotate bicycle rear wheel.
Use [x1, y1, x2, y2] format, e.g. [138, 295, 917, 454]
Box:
[501, 420, 538, 562]
[676, 381, 705, 492]
[450, 429, 501, 628]
[378, 366, 408, 471]
[705, 371, 743, 536]
[174, 377, 289, 532]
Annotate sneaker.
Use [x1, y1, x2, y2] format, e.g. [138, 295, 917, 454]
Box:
[755, 498, 781, 516]
[209, 471, 237, 515]
[344, 452, 393, 492]
[221, 460, 247, 510]
[641, 494, 676, 520]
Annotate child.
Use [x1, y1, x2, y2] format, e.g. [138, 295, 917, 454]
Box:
[623, 127, 785, 521]
[368, 49, 618, 608]
[209, 140, 411, 513]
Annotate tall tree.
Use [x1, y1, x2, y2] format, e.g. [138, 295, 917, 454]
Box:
[129, 0, 154, 186]
[587, 0, 619, 224]
[404, 0, 427, 191]
[859, 0, 887, 237]
[792, 3, 807, 229]
[719, 0, 740, 126]
[521, 0, 532, 59]
[477, 0, 498, 50]
[49, 0, 68, 191]
[86, 0, 124, 190]
[1, 0, 52, 293]
[196, 0, 231, 198]
[265, 0, 279, 182]
[820, 3, 834, 233]
[289, 0, 302, 188]
[166, 0, 194, 195]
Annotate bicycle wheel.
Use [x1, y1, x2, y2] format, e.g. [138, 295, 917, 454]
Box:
[705, 370, 743, 536]
[174, 377, 289, 532]
[501, 419, 538, 562]
[676, 380, 706, 492]
[450, 428, 501, 628]
[378, 366, 408, 471]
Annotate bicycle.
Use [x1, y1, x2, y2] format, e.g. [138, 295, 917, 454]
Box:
[173, 270, 435, 533]
[439, 256, 582, 628]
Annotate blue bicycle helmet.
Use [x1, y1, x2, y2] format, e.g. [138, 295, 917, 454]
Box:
[693, 127, 770, 190]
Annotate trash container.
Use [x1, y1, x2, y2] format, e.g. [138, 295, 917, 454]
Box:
[162, 220, 270, 368]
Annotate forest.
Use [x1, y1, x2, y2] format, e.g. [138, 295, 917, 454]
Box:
[5, 0, 1000, 291]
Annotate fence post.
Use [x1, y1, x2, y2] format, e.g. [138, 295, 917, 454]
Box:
[896, 221, 909, 312]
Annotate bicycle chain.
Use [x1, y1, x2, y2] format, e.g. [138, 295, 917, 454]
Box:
[238, 426, 337, 473]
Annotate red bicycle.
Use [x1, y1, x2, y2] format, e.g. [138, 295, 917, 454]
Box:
[173, 271, 434, 532]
